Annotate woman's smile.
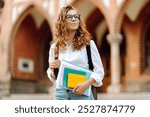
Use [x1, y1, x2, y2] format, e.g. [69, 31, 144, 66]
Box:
[70, 23, 78, 26]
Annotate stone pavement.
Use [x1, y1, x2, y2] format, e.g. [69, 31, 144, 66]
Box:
[1, 92, 150, 100]
[97, 92, 150, 100]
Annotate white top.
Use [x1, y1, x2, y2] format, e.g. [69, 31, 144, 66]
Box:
[47, 40, 104, 87]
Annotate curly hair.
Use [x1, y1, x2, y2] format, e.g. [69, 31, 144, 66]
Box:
[53, 5, 91, 55]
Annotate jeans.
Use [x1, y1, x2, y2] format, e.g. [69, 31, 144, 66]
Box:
[54, 88, 94, 100]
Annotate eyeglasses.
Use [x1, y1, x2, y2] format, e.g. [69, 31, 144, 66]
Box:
[65, 14, 80, 21]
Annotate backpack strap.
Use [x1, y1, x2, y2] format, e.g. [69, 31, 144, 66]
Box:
[54, 62, 59, 79]
[86, 44, 97, 100]
[54, 45, 59, 79]
[86, 45, 94, 71]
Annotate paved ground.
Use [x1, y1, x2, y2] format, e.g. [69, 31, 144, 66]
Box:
[97, 92, 150, 100]
[1, 94, 52, 100]
[1, 92, 150, 100]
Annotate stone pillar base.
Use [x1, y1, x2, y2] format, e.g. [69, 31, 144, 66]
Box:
[107, 84, 121, 95]
[0, 82, 10, 98]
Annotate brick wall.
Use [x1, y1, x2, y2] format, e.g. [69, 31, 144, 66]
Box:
[123, 3, 150, 92]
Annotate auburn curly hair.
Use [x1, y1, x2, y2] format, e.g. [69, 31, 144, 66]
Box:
[53, 5, 91, 56]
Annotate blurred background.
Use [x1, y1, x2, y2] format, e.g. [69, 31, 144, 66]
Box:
[0, 0, 150, 99]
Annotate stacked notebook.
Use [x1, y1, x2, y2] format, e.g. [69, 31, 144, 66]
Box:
[62, 67, 91, 96]
[57, 59, 93, 96]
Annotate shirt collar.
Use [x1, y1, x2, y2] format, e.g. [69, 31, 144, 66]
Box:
[64, 41, 74, 47]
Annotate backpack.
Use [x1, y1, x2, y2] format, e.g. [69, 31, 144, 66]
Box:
[54, 44, 97, 100]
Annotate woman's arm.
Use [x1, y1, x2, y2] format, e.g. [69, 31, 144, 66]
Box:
[47, 44, 60, 82]
[89, 40, 104, 87]
[73, 40, 104, 95]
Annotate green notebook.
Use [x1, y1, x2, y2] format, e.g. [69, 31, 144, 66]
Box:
[63, 67, 91, 96]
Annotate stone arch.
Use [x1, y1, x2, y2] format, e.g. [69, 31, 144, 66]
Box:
[71, 0, 107, 16]
[121, 0, 150, 75]
[139, 1, 150, 74]
[116, 0, 150, 33]
[10, 3, 53, 40]
[115, 0, 132, 33]
[86, 8, 106, 44]
[9, 3, 53, 93]
[9, 3, 53, 73]
[121, 0, 150, 92]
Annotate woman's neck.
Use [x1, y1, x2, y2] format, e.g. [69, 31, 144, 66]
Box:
[66, 31, 76, 45]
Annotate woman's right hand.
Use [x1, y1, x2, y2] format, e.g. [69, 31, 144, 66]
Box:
[49, 59, 61, 79]
[49, 59, 61, 69]
[50, 69, 55, 79]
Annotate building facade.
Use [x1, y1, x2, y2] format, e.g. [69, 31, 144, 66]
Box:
[0, 0, 150, 97]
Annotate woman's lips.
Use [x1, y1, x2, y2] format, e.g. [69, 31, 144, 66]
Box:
[70, 23, 77, 26]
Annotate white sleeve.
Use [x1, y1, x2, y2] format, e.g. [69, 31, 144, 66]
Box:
[89, 40, 104, 87]
[46, 43, 56, 83]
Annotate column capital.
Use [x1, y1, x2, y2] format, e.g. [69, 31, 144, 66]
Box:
[106, 33, 123, 44]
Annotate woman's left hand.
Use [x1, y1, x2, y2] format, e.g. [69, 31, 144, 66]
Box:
[72, 78, 96, 95]
[72, 81, 89, 95]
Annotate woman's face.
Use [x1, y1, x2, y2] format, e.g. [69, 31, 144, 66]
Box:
[65, 9, 80, 32]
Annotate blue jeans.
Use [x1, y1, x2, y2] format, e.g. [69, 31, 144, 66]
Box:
[54, 88, 94, 100]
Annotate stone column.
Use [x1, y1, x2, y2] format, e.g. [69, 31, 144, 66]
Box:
[106, 33, 123, 94]
[0, 0, 12, 97]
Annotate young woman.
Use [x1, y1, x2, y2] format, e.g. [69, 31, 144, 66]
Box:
[47, 5, 104, 100]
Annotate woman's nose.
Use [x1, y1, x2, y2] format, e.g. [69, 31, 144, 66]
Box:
[72, 16, 76, 21]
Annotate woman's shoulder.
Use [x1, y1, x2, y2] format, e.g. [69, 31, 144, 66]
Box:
[90, 39, 94, 43]
[84, 39, 95, 47]
[89, 39, 96, 46]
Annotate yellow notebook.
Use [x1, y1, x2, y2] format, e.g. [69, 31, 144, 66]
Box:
[67, 73, 86, 88]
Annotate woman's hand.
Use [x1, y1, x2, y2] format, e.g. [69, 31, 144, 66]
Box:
[49, 59, 61, 69]
[50, 69, 55, 79]
[49, 59, 61, 79]
[72, 81, 89, 95]
[72, 78, 96, 95]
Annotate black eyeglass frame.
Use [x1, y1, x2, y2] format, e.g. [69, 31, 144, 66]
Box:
[65, 14, 80, 21]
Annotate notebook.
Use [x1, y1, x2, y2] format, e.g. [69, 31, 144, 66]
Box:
[63, 67, 91, 96]
[67, 73, 86, 88]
